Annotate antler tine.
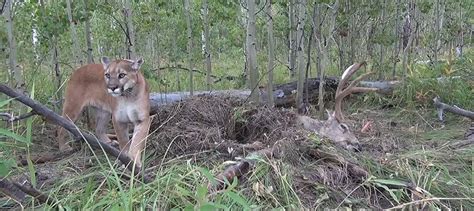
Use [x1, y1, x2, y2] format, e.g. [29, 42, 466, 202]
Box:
[334, 62, 378, 122]
[336, 62, 366, 96]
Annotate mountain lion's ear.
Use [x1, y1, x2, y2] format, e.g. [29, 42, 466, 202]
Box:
[101, 56, 110, 70]
[131, 58, 144, 70]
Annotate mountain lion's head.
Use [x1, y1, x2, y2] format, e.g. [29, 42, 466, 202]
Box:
[101, 57, 144, 97]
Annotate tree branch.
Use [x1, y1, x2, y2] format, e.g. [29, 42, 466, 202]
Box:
[0, 111, 37, 122]
[433, 97, 474, 121]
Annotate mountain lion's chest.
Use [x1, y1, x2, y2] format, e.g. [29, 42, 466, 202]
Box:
[114, 100, 144, 124]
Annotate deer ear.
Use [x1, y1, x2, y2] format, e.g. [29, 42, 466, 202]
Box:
[101, 56, 110, 70]
[131, 58, 144, 70]
[326, 109, 336, 120]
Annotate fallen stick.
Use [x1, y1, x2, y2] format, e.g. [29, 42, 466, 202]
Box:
[210, 146, 279, 190]
[0, 179, 26, 204]
[0, 111, 37, 122]
[17, 152, 70, 166]
[13, 181, 57, 206]
[433, 97, 474, 121]
[0, 84, 152, 183]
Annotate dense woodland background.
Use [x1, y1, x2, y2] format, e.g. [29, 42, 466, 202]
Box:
[0, 0, 473, 209]
[1, 0, 472, 105]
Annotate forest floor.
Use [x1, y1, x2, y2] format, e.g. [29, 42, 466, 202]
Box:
[2, 95, 473, 210]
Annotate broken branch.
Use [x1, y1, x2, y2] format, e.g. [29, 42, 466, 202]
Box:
[13, 182, 57, 206]
[0, 178, 26, 204]
[0, 111, 37, 122]
[433, 97, 474, 121]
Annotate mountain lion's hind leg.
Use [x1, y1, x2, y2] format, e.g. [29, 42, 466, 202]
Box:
[57, 100, 85, 152]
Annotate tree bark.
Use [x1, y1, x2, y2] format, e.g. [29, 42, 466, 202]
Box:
[246, 0, 259, 103]
[123, 0, 136, 59]
[83, 0, 94, 64]
[66, 0, 83, 66]
[266, 0, 275, 107]
[433, 97, 474, 121]
[4, 0, 24, 90]
[288, 0, 297, 78]
[202, 0, 212, 91]
[52, 40, 61, 112]
[171, 23, 181, 91]
[316, 0, 339, 118]
[392, 0, 401, 78]
[184, 0, 194, 95]
[295, 0, 306, 111]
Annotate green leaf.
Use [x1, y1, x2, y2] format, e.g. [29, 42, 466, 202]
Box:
[0, 159, 16, 177]
[374, 183, 401, 204]
[198, 167, 217, 186]
[0, 128, 29, 144]
[196, 185, 208, 203]
[225, 191, 250, 209]
[199, 203, 217, 211]
[183, 205, 194, 211]
[371, 179, 408, 187]
[175, 184, 192, 197]
[27, 152, 37, 188]
[0, 98, 14, 108]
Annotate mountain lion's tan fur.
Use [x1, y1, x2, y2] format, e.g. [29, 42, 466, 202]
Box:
[57, 57, 150, 168]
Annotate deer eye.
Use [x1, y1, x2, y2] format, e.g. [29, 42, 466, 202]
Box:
[105, 73, 110, 79]
[118, 73, 126, 79]
[339, 123, 349, 133]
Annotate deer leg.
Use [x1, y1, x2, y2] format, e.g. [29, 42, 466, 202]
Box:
[128, 118, 151, 169]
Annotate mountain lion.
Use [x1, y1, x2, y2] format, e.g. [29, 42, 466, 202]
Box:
[57, 57, 150, 168]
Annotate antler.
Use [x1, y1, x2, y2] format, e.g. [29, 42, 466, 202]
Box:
[334, 62, 379, 122]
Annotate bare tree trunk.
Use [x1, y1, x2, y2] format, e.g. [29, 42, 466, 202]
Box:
[266, 0, 275, 107]
[52, 39, 61, 112]
[123, 0, 136, 59]
[184, 0, 194, 95]
[433, 0, 440, 63]
[378, 0, 386, 80]
[246, 0, 259, 103]
[316, 0, 339, 118]
[348, 0, 355, 64]
[402, 11, 415, 79]
[83, 0, 94, 64]
[66, 0, 83, 66]
[172, 24, 181, 91]
[4, 0, 23, 90]
[392, 0, 401, 78]
[295, 0, 306, 111]
[79, 0, 95, 129]
[202, 0, 212, 91]
[288, 0, 297, 78]
[457, 0, 463, 57]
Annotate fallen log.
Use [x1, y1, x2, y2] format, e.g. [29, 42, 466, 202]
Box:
[433, 97, 474, 121]
[150, 77, 340, 114]
[0, 84, 152, 183]
[0, 179, 26, 204]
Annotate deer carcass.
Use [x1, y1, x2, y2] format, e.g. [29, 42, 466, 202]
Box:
[296, 62, 378, 151]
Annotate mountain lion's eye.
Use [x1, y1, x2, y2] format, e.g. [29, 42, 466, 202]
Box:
[118, 73, 126, 79]
[105, 73, 110, 79]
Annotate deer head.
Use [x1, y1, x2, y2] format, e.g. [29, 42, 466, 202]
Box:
[297, 110, 360, 151]
[297, 62, 378, 151]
